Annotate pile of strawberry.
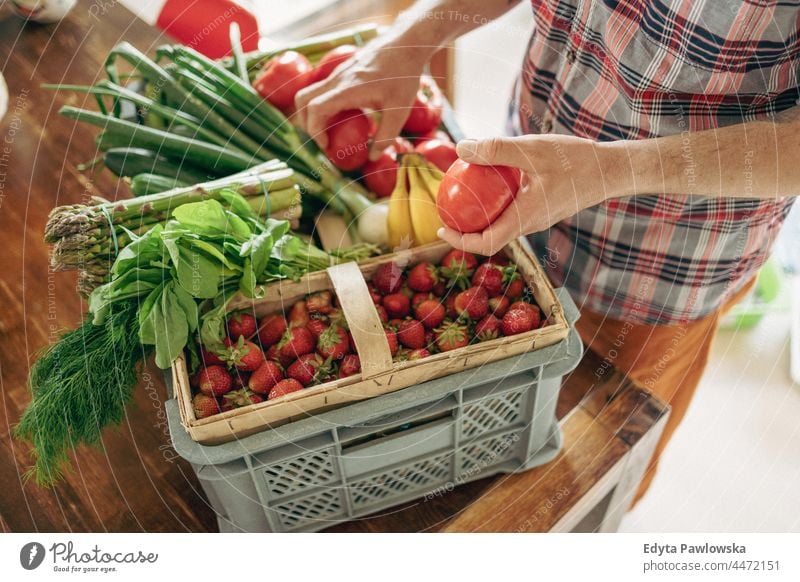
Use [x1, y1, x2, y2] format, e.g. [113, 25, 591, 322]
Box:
[369, 249, 544, 356]
[190, 249, 544, 420]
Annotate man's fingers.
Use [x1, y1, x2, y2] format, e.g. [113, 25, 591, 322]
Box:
[456, 136, 532, 169]
[293, 83, 321, 134]
[303, 96, 337, 150]
[369, 109, 408, 160]
[436, 207, 521, 255]
[437, 227, 464, 248]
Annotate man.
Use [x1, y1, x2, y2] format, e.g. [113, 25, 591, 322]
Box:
[296, 0, 799, 506]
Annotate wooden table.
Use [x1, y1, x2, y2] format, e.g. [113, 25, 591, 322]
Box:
[0, 1, 668, 533]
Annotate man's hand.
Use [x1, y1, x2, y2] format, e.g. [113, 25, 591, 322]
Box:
[294, 40, 427, 160]
[438, 134, 617, 255]
[294, 0, 525, 159]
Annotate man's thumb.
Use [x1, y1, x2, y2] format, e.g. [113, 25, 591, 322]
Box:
[456, 137, 525, 167]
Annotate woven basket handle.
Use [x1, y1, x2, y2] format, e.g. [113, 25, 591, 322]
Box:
[326, 262, 393, 379]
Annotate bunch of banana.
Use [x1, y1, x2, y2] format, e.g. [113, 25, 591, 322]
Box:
[387, 154, 445, 248]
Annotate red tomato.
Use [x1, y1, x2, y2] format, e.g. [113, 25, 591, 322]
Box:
[360, 138, 410, 198]
[415, 138, 458, 172]
[437, 159, 522, 233]
[254, 51, 313, 114]
[310, 44, 358, 83]
[325, 109, 373, 171]
[361, 150, 398, 198]
[413, 129, 452, 145]
[403, 77, 444, 134]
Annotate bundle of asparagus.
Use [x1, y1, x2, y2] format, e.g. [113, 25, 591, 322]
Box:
[46, 161, 302, 294]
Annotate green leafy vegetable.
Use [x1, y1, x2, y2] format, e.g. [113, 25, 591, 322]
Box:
[14, 301, 146, 486]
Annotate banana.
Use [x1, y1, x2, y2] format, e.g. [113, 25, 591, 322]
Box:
[387, 161, 414, 249]
[407, 155, 443, 245]
[416, 157, 444, 204]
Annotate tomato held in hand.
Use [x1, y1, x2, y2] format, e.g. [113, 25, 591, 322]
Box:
[437, 159, 522, 233]
[310, 44, 358, 83]
[361, 138, 410, 198]
[415, 138, 458, 172]
[254, 51, 313, 114]
[403, 77, 443, 135]
[325, 109, 373, 171]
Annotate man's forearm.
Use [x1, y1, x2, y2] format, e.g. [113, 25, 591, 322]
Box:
[381, 0, 522, 62]
[602, 108, 800, 200]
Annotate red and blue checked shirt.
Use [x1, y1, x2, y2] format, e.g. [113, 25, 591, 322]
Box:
[512, 0, 798, 324]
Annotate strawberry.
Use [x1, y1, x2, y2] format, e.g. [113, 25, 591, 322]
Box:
[222, 388, 264, 408]
[199, 347, 225, 366]
[415, 299, 445, 329]
[224, 337, 265, 372]
[306, 318, 329, 339]
[440, 249, 478, 289]
[509, 301, 539, 316]
[306, 290, 334, 315]
[220, 400, 236, 413]
[398, 319, 426, 349]
[407, 348, 431, 360]
[435, 322, 469, 352]
[249, 361, 284, 394]
[471, 263, 504, 297]
[375, 304, 388, 323]
[475, 315, 501, 341]
[193, 393, 221, 419]
[317, 325, 350, 360]
[504, 277, 525, 299]
[230, 370, 249, 390]
[367, 283, 383, 305]
[226, 312, 257, 340]
[407, 262, 439, 292]
[266, 344, 280, 361]
[432, 281, 447, 297]
[411, 292, 433, 309]
[372, 261, 404, 295]
[444, 293, 459, 318]
[268, 378, 304, 400]
[454, 287, 489, 320]
[383, 293, 411, 318]
[487, 253, 510, 266]
[489, 296, 510, 318]
[198, 365, 233, 396]
[424, 329, 435, 347]
[399, 285, 415, 299]
[384, 329, 399, 356]
[338, 354, 361, 378]
[501, 307, 541, 336]
[257, 314, 287, 347]
[287, 353, 332, 386]
[288, 300, 310, 328]
[387, 318, 404, 329]
[277, 326, 315, 361]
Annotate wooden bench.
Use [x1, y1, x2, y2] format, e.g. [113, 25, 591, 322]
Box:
[0, 0, 668, 533]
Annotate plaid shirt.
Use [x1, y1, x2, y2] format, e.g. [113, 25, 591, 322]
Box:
[512, 0, 798, 324]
